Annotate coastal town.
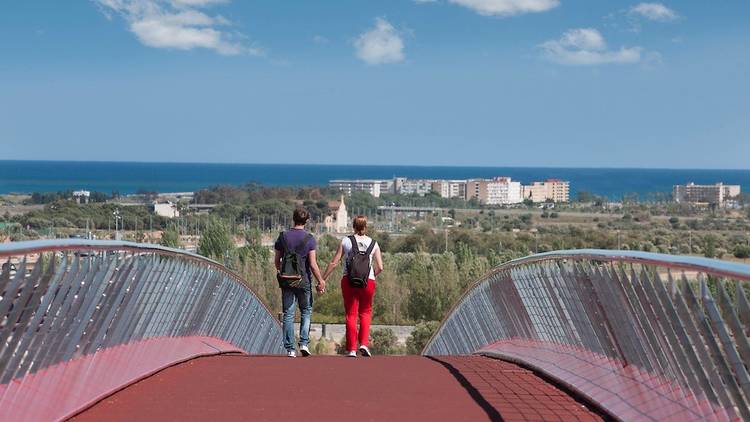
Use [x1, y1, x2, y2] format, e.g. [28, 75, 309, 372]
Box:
[329, 177, 742, 208]
[330, 177, 570, 204]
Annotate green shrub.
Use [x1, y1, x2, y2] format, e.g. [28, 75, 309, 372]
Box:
[406, 321, 439, 355]
[734, 245, 750, 259]
[370, 328, 404, 355]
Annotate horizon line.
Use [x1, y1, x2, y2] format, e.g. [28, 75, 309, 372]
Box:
[1, 159, 749, 172]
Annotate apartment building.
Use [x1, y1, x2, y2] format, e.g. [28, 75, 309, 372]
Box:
[724, 184, 742, 198]
[522, 179, 570, 203]
[397, 179, 434, 196]
[329, 179, 383, 197]
[330, 176, 567, 204]
[522, 183, 548, 203]
[432, 180, 467, 199]
[673, 182, 741, 205]
[486, 177, 522, 205]
[466, 179, 488, 203]
[393, 177, 407, 195]
[466, 177, 522, 205]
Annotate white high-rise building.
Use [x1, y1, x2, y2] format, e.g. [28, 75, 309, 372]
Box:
[673, 182, 741, 205]
[486, 177, 522, 205]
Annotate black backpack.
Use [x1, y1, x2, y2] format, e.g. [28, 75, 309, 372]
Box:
[346, 235, 376, 288]
[277, 231, 312, 289]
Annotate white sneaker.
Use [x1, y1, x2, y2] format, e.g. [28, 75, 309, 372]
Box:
[359, 345, 372, 357]
[346, 351, 357, 358]
[299, 345, 311, 357]
[287, 350, 296, 358]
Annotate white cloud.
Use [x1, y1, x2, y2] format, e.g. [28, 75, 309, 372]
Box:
[630, 2, 678, 22]
[313, 35, 330, 44]
[540, 28, 643, 66]
[447, 0, 559, 16]
[558, 28, 606, 51]
[171, 0, 228, 7]
[354, 18, 405, 65]
[94, 0, 260, 55]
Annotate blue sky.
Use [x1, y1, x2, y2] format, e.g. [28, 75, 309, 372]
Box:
[1, 0, 748, 168]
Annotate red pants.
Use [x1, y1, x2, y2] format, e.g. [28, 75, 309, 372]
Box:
[341, 276, 376, 352]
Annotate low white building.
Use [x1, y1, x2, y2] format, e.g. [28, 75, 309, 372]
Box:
[73, 190, 90, 204]
[153, 202, 180, 218]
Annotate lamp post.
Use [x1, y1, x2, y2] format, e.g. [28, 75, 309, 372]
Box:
[113, 209, 121, 241]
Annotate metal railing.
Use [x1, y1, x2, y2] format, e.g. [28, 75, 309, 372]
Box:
[0, 239, 283, 421]
[424, 249, 750, 421]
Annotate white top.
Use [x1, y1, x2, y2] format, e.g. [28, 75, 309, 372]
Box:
[342, 235, 379, 280]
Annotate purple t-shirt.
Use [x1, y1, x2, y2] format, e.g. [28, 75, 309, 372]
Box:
[274, 228, 317, 281]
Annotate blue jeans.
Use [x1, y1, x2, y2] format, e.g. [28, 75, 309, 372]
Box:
[281, 286, 312, 352]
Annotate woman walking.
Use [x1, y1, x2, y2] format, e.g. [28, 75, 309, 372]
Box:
[323, 215, 383, 357]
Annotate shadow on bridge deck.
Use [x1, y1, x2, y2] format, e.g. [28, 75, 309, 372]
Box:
[72, 355, 605, 422]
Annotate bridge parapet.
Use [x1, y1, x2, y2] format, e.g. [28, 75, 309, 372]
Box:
[0, 240, 283, 421]
[425, 249, 750, 421]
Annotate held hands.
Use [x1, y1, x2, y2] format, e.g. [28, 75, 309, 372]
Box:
[316, 279, 327, 294]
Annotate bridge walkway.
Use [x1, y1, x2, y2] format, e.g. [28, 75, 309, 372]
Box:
[73, 355, 605, 422]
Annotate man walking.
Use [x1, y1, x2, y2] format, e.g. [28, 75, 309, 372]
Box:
[274, 208, 326, 357]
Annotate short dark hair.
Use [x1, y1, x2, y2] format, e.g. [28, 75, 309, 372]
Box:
[293, 207, 310, 225]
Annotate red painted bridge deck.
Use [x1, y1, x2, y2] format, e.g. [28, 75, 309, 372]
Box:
[73, 355, 604, 422]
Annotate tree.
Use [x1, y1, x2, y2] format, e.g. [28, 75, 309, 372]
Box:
[243, 228, 264, 250]
[235, 237, 278, 311]
[198, 218, 234, 262]
[734, 244, 750, 259]
[346, 191, 382, 214]
[406, 321, 439, 355]
[160, 226, 181, 248]
[90, 191, 109, 203]
[576, 191, 594, 203]
[703, 234, 718, 258]
[213, 204, 242, 222]
[370, 328, 403, 355]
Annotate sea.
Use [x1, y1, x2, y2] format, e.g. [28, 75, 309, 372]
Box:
[1, 160, 749, 200]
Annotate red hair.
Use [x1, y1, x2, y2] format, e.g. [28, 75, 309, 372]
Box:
[352, 215, 367, 235]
